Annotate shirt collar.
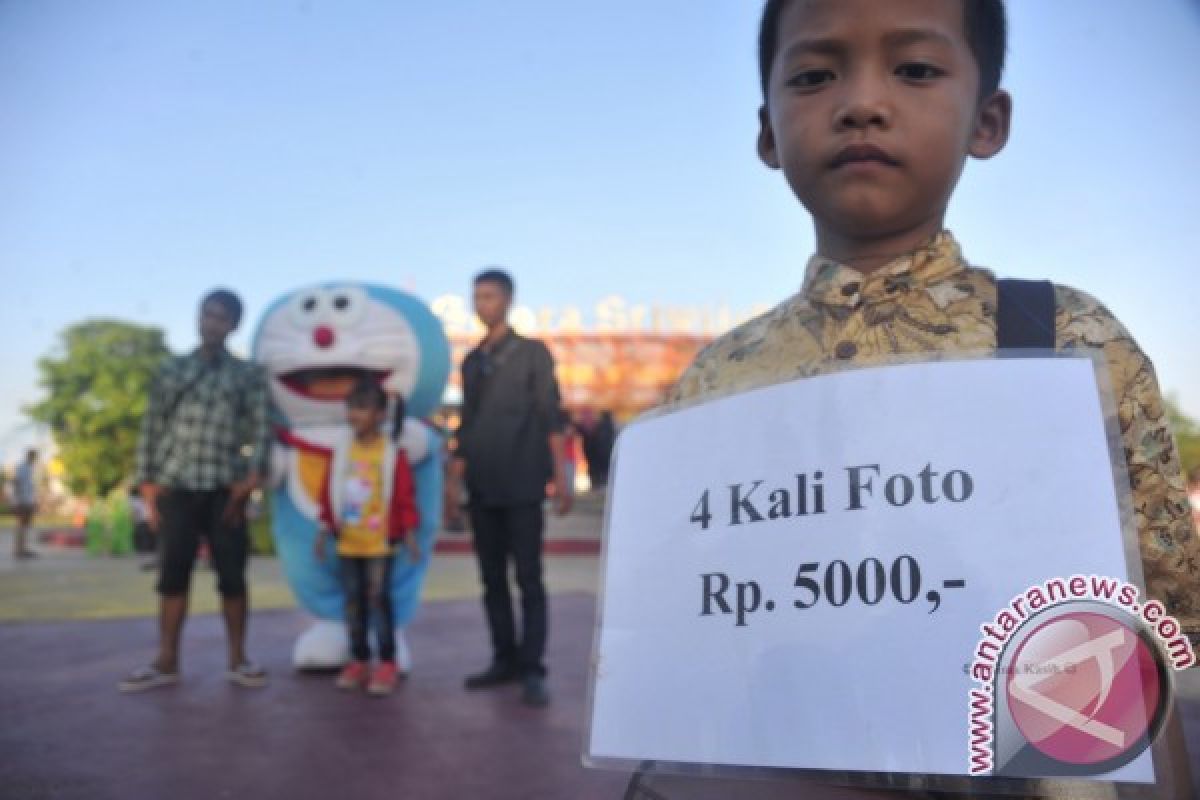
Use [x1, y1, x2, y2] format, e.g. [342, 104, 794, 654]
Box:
[801, 231, 968, 309]
[189, 346, 229, 367]
[478, 327, 517, 355]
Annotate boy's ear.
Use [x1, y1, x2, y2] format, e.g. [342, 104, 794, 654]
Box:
[757, 106, 781, 169]
[968, 89, 1013, 160]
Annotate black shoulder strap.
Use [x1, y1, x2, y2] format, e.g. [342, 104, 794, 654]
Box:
[162, 359, 211, 424]
[996, 279, 1056, 350]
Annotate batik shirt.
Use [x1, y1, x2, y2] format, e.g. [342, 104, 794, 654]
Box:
[135, 348, 270, 490]
[670, 232, 1199, 645]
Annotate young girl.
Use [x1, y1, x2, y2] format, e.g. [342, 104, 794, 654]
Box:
[314, 379, 420, 696]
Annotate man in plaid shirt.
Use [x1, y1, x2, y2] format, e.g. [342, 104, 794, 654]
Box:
[120, 289, 271, 692]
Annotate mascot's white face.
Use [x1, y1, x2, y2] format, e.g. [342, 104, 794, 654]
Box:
[254, 285, 420, 428]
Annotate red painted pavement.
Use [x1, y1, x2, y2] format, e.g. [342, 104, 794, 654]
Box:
[0, 594, 626, 800]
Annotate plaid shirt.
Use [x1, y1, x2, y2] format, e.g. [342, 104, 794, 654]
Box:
[135, 348, 270, 490]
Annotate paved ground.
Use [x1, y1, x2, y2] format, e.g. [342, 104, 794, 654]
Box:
[3, 522, 1199, 798]
[0, 596, 627, 800]
[0, 520, 620, 800]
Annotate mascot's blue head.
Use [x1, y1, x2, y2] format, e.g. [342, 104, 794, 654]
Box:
[252, 282, 450, 427]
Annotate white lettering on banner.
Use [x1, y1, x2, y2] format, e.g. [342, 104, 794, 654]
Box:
[586, 357, 1153, 782]
[428, 294, 769, 335]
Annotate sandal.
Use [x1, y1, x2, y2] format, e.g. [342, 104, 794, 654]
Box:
[118, 665, 179, 693]
[226, 661, 268, 688]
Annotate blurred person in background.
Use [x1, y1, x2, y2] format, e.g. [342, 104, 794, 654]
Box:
[12, 449, 39, 559]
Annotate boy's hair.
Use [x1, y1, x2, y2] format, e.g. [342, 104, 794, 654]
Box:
[202, 288, 244, 326]
[474, 268, 515, 297]
[757, 0, 1007, 102]
[346, 378, 407, 440]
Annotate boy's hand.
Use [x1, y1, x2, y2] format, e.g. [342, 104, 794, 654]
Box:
[553, 469, 573, 517]
[139, 483, 162, 532]
[448, 457, 467, 497]
[222, 474, 259, 527]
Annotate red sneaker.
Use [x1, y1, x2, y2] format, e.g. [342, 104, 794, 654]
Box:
[336, 661, 368, 691]
[367, 661, 398, 696]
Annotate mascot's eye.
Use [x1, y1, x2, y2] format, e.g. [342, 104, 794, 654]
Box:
[301, 285, 367, 326]
[287, 290, 344, 329]
[330, 291, 366, 324]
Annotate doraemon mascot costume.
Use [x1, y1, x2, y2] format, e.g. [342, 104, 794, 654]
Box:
[252, 283, 449, 670]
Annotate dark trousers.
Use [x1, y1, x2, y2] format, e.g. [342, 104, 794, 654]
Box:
[157, 489, 247, 597]
[469, 503, 547, 677]
[340, 556, 396, 662]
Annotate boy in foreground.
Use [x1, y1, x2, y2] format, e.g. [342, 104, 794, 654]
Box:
[672, 0, 1198, 648]
[642, 1, 1198, 796]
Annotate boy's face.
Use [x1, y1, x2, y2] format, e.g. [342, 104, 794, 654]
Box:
[198, 299, 237, 349]
[473, 281, 511, 329]
[347, 402, 386, 437]
[758, 0, 1010, 245]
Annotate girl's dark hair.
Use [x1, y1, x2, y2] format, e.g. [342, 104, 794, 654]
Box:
[757, 0, 1007, 102]
[391, 392, 407, 441]
[346, 378, 406, 441]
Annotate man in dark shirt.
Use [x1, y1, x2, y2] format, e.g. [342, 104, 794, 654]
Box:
[455, 268, 571, 707]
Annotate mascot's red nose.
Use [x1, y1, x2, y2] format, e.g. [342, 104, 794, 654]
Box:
[313, 326, 335, 348]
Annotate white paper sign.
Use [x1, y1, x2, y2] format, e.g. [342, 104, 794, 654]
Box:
[587, 357, 1150, 780]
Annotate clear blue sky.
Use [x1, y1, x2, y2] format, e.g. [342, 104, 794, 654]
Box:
[3, 0, 1199, 461]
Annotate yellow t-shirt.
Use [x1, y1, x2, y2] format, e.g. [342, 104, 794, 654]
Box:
[337, 437, 390, 557]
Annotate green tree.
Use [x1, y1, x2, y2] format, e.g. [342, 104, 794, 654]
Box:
[1165, 394, 1200, 479]
[27, 320, 169, 496]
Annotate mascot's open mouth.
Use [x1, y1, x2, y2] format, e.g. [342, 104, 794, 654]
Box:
[279, 366, 392, 401]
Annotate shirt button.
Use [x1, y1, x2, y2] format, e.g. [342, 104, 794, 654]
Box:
[835, 341, 858, 360]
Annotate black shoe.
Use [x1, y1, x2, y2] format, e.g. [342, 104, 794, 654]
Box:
[521, 674, 550, 708]
[464, 663, 518, 690]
